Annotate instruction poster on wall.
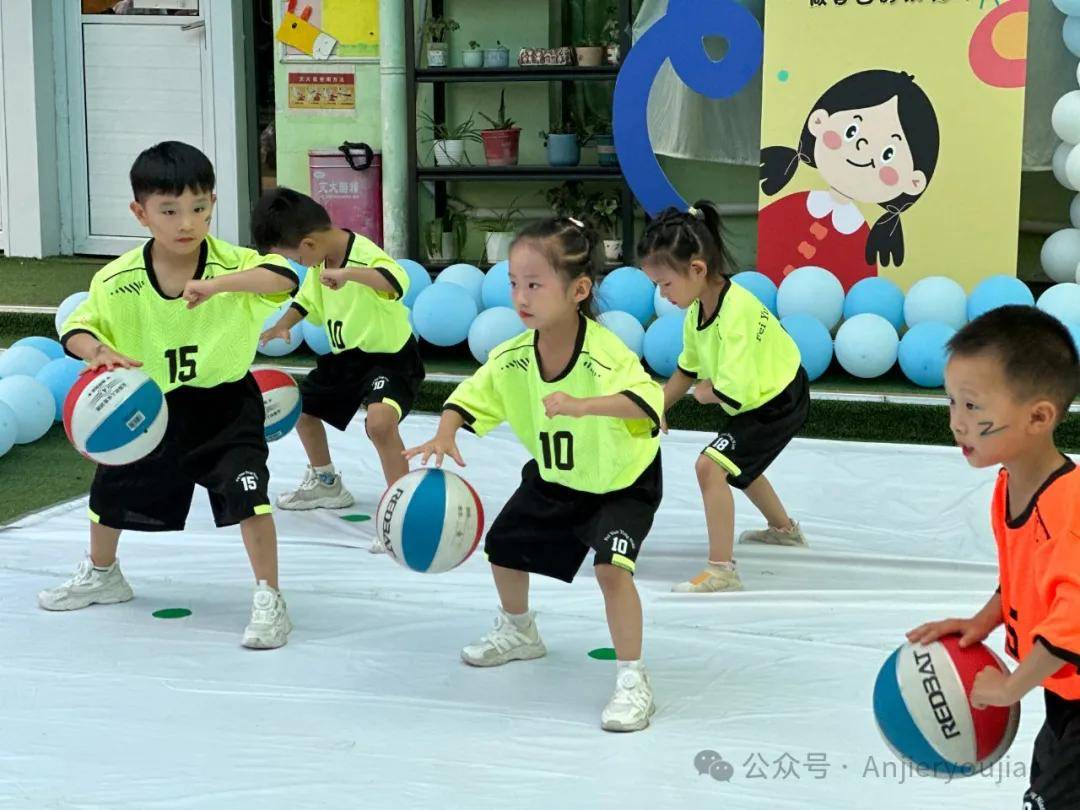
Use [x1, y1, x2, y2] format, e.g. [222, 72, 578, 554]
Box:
[288, 72, 356, 110]
[278, 0, 379, 61]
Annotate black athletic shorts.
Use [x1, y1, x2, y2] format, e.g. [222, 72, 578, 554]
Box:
[89, 374, 271, 531]
[701, 366, 809, 490]
[300, 336, 425, 431]
[1024, 690, 1080, 810]
[483, 451, 663, 584]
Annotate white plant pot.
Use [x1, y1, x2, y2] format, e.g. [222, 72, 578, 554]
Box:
[603, 240, 623, 262]
[485, 231, 516, 262]
[427, 43, 449, 67]
[433, 139, 465, 166]
[441, 231, 458, 260]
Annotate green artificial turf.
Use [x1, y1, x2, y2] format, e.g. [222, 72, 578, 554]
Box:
[0, 256, 105, 307]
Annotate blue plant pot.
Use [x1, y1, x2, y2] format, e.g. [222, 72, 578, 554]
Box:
[546, 134, 581, 167]
[594, 133, 618, 167]
[483, 48, 510, 68]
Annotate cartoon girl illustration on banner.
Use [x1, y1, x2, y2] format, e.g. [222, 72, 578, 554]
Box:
[758, 70, 940, 290]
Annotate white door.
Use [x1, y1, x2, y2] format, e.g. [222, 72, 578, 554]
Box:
[65, 7, 219, 255]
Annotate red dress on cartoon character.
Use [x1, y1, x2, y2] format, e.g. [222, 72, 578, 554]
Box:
[758, 70, 940, 291]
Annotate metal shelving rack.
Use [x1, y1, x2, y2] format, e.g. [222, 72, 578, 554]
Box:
[404, 0, 635, 266]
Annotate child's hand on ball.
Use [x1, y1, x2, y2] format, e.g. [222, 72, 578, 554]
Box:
[906, 616, 993, 648]
[259, 324, 290, 346]
[87, 344, 141, 371]
[404, 434, 465, 468]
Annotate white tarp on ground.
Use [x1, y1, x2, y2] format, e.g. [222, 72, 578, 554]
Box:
[0, 415, 1053, 808]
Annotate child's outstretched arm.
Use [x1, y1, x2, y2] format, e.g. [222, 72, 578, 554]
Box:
[970, 643, 1066, 709]
[543, 392, 651, 420]
[404, 410, 467, 468]
[183, 267, 298, 309]
[320, 266, 399, 296]
[65, 332, 141, 370]
[260, 307, 303, 346]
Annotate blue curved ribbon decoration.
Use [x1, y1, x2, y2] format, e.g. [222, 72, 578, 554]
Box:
[614, 0, 764, 216]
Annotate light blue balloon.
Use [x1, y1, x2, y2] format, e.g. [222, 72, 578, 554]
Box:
[0, 375, 56, 444]
[1065, 16, 1080, 58]
[481, 260, 512, 310]
[413, 283, 478, 346]
[1053, 0, 1080, 15]
[781, 314, 833, 382]
[0, 401, 16, 457]
[898, 322, 956, 388]
[732, 271, 778, 316]
[11, 336, 64, 360]
[35, 357, 85, 421]
[643, 313, 685, 377]
[776, 266, 845, 330]
[396, 258, 432, 308]
[1037, 283, 1080, 325]
[834, 313, 899, 379]
[653, 285, 685, 319]
[598, 310, 646, 358]
[435, 263, 485, 309]
[843, 277, 905, 331]
[258, 305, 303, 357]
[597, 267, 656, 325]
[904, 276, 967, 330]
[467, 307, 526, 363]
[54, 291, 90, 336]
[0, 346, 51, 379]
[966, 275, 1034, 321]
[301, 319, 331, 356]
[286, 258, 309, 287]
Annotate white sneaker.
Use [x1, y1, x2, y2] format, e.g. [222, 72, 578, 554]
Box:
[242, 581, 292, 649]
[461, 608, 547, 667]
[671, 566, 744, 593]
[601, 666, 656, 732]
[738, 521, 807, 547]
[276, 466, 355, 511]
[38, 558, 135, 611]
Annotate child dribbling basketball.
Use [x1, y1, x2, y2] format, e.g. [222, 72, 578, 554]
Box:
[406, 218, 664, 732]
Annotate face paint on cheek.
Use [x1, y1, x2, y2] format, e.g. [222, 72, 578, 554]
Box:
[978, 421, 1009, 437]
[822, 131, 842, 150]
[879, 166, 899, 186]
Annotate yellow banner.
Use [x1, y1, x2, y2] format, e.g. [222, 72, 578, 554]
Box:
[757, 0, 1029, 292]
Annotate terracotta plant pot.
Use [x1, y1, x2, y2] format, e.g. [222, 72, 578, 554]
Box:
[480, 128, 521, 166]
[574, 46, 603, 67]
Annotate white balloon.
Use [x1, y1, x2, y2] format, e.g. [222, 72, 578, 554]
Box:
[1070, 195, 1080, 229]
[1052, 91, 1080, 145]
[1054, 142, 1078, 192]
[1066, 144, 1080, 192]
[1041, 229, 1080, 283]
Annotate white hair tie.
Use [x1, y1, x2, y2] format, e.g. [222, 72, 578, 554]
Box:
[568, 217, 585, 228]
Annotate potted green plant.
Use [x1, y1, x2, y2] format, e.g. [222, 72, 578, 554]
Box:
[602, 11, 622, 65]
[478, 90, 521, 166]
[422, 16, 459, 67]
[480, 197, 524, 262]
[462, 40, 484, 68]
[587, 111, 618, 167]
[540, 113, 590, 167]
[574, 36, 603, 67]
[544, 181, 588, 219]
[589, 189, 623, 261]
[420, 111, 481, 166]
[483, 39, 511, 68]
[425, 202, 470, 262]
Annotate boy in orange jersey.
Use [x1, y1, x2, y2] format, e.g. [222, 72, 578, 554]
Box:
[908, 306, 1080, 810]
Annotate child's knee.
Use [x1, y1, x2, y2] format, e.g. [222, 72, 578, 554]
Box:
[595, 563, 633, 590]
[695, 454, 728, 486]
[365, 405, 399, 443]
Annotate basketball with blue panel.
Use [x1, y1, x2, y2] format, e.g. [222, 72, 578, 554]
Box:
[253, 368, 301, 442]
[873, 636, 1019, 777]
[63, 367, 167, 465]
[376, 468, 484, 573]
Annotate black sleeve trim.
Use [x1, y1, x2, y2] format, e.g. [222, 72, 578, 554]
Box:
[376, 266, 404, 298]
[60, 329, 97, 360]
[676, 364, 697, 379]
[261, 262, 299, 292]
[443, 403, 476, 429]
[1035, 636, 1080, 671]
[620, 389, 660, 429]
[712, 386, 743, 411]
[289, 301, 309, 318]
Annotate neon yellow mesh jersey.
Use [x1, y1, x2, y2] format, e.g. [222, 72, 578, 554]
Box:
[677, 281, 801, 415]
[445, 316, 663, 493]
[290, 231, 412, 355]
[61, 235, 297, 393]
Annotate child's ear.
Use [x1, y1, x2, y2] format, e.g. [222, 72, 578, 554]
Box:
[574, 276, 592, 304]
[908, 170, 927, 197]
[807, 109, 830, 137]
[1028, 399, 1059, 435]
[129, 201, 149, 226]
[689, 259, 709, 279]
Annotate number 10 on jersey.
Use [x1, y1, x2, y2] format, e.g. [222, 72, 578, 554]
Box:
[539, 431, 574, 471]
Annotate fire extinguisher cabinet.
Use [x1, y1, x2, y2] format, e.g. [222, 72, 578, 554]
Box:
[308, 142, 383, 246]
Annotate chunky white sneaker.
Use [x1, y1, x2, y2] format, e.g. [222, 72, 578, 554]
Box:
[461, 608, 547, 667]
[242, 581, 292, 650]
[276, 466, 355, 511]
[601, 666, 656, 732]
[738, 521, 807, 547]
[38, 558, 135, 611]
[671, 567, 744, 593]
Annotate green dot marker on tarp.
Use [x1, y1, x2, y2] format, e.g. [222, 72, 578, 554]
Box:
[341, 514, 371, 523]
[778, 69, 790, 82]
[152, 608, 192, 619]
[588, 647, 616, 660]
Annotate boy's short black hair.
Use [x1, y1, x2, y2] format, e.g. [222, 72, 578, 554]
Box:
[948, 305, 1080, 415]
[130, 141, 215, 203]
[250, 187, 332, 253]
